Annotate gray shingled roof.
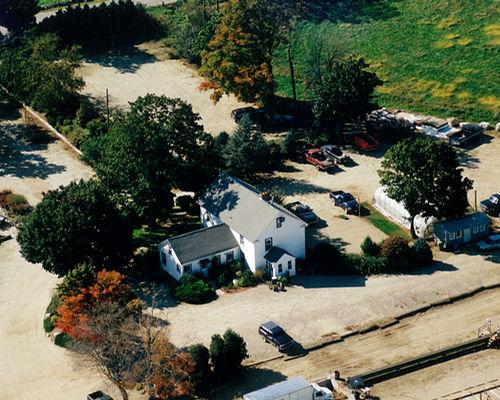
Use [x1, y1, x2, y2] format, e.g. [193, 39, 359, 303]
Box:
[200, 174, 305, 242]
[160, 224, 238, 264]
[434, 212, 489, 233]
[264, 246, 294, 263]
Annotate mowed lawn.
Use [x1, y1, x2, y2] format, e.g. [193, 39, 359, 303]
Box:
[274, 0, 499, 123]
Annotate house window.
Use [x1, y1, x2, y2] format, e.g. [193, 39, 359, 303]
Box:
[176, 264, 181, 273]
[168, 246, 172, 255]
[276, 217, 285, 228]
[480, 224, 486, 232]
[205, 213, 211, 221]
[278, 264, 283, 273]
[473, 225, 479, 233]
[183, 264, 192, 273]
[455, 230, 462, 238]
[288, 260, 292, 270]
[225, 251, 234, 263]
[160, 251, 166, 265]
[265, 237, 273, 251]
[240, 234, 244, 246]
[449, 232, 456, 240]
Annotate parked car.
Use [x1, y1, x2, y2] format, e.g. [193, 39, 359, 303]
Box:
[305, 148, 334, 170]
[286, 201, 319, 225]
[231, 106, 265, 125]
[329, 190, 359, 214]
[352, 133, 379, 151]
[480, 193, 500, 217]
[476, 234, 500, 251]
[259, 321, 295, 352]
[87, 391, 113, 400]
[320, 144, 350, 164]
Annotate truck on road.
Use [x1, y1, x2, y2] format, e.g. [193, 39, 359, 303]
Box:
[244, 376, 333, 400]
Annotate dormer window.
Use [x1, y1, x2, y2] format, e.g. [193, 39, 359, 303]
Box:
[276, 216, 285, 228]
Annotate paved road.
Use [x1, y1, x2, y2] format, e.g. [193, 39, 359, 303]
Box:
[36, 0, 176, 23]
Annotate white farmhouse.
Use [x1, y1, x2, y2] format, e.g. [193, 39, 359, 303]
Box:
[158, 174, 306, 280]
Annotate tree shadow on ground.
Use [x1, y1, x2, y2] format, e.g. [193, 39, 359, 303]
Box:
[300, 0, 401, 24]
[295, 274, 367, 288]
[0, 123, 66, 179]
[256, 176, 330, 197]
[307, 230, 350, 252]
[397, 260, 458, 276]
[131, 280, 180, 311]
[85, 45, 158, 74]
[456, 148, 481, 169]
[211, 368, 288, 400]
[460, 132, 495, 151]
[0, 96, 21, 121]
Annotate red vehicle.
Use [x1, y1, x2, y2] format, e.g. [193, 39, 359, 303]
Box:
[352, 133, 379, 151]
[305, 148, 333, 170]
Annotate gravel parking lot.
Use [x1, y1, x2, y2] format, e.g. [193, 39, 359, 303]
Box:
[79, 42, 249, 135]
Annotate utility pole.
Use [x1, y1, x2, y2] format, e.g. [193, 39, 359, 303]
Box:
[106, 88, 110, 132]
[288, 46, 297, 103]
[474, 189, 477, 211]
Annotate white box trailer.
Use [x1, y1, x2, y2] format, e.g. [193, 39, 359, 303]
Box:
[243, 377, 333, 400]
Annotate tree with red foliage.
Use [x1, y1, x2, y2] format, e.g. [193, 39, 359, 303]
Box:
[56, 269, 133, 339]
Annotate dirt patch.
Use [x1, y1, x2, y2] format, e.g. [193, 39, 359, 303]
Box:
[78, 42, 250, 135]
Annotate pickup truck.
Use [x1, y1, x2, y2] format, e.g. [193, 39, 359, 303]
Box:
[476, 234, 500, 251]
[305, 148, 334, 170]
[286, 201, 319, 225]
[320, 144, 350, 164]
[259, 321, 295, 352]
[480, 193, 500, 217]
[329, 190, 359, 214]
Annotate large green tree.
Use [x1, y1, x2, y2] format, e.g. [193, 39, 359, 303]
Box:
[224, 116, 270, 178]
[200, 0, 287, 105]
[0, 0, 38, 33]
[91, 95, 212, 224]
[378, 137, 473, 225]
[174, 0, 219, 65]
[18, 180, 131, 276]
[0, 34, 83, 120]
[312, 56, 381, 125]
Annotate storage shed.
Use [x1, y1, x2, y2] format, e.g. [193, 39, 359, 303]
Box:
[433, 212, 490, 251]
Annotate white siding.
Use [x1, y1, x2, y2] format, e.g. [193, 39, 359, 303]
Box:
[159, 242, 240, 281]
[200, 206, 222, 227]
[229, 227, 257, 272]
[268, 253, 296, 278]
[255, 212, 306, 270]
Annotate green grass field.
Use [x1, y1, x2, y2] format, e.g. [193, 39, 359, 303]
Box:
[274, 0, 499, 123]
[361, 202, 411, 239]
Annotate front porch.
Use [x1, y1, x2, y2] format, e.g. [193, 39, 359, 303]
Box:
[264, 246, 296, 279]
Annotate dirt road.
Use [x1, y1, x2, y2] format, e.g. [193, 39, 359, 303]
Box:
[214, 287, 500, 399]
[79, 42, 249, 135]
[373, 350, 500, 400]
[0, 108, 136, 399]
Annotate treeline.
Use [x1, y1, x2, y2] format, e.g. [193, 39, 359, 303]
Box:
[0, 33, 84, 122]
[38, 0, 164, 51]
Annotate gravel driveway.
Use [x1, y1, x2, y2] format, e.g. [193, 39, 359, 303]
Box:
[0, 109, 134, 399]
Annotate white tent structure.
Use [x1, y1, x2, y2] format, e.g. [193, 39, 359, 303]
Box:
[373, 187, 436, 239]
[373, 187, 411, 229]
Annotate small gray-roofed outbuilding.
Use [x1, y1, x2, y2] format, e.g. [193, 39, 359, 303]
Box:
[433, 212, 490, 250]
[200, 174, 304, 242]
[160, 224, 238, 264]
[243, 377, 311, 400]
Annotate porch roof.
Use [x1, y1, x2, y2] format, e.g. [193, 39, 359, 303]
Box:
[264, 246, 294, 263]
